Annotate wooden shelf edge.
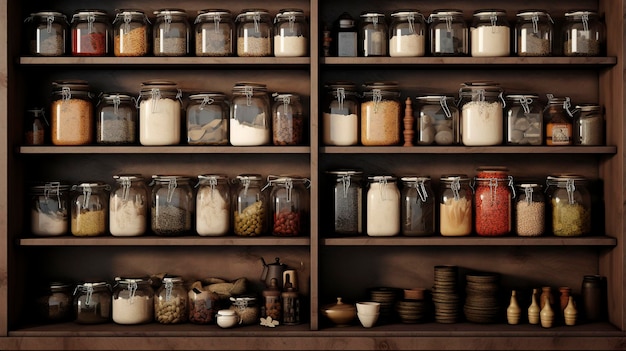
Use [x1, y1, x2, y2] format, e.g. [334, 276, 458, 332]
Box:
[19, 146, 311, 154]
[19, 56, 311, 66]
[321, 146, 618, 154]
[322, 236, 617, 247]
[19, 236, 311, 246]
[322, 56, 618, 66]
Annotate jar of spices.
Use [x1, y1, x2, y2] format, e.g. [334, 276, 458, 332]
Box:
[236, 9, 272, 57]
[31, 182, 69, 236]
[195, 174, 230, 236]
[50, 80, 94, 146]
[232, 174, 267, 236]
[415, 95, 459, 145]
[186, 92, 229, 145]
[574, 104, 604, 146]
[544, 95, 574, 146]
[439, 175, 472, 236]
[113, 9, 150, 57]
[155, 276, 188, 324]
[188, 283, 219, 324]
[24, 107, 49, 145]
[109, 174, 148, 237]
[112, 277, 154, 325]
[563, 10, 605, 57]
[73, 281, 112, 324]
[389, 10, 426, 57]
[70, 182, 110, 237]
[272, 93, 305, 145]
[96, 93, 137, 145]
[36, 282, 73, 323]
[428, 9, 468, 56]
[150, 175, 193, 236]
[359, 12, 387, 57]
[194, 9, 234, 57]
[400, 176, 435, 236]
[505, 94, 543, 145]
[267, 175, 310, 237]
[515, 182, 545, 237]
[261, 278, 282, 321]
[137, 80, 183, 146]
[323, 82, 360, 146]
[470, 10, 510, 57]
[274, 8, 308, 57]
[546, 175, 592, 237]
[153, 9, 190, 57]
[515, 10, 553, 57]
[361, 82, 401, 146]
[327, 170, 363, 236]
[473, 167, 514, 236]
[230, 295, 260, 325]
[332, 12, 357, 57]
[458, 81, 505, 146]
[366, 175, 400, 236]
[230, 82, 271, 146]
[25, 11, 68, 56]
[70, 10, 111, 56]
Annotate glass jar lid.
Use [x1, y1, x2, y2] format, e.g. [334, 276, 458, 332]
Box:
[547, 174, 588, 183]
[100, 92, 134, 103]
[368, 175, 397, 182]
[565, 10, 599, 18]
[360, 12, 385, 21]
[71, 9, 109, 22]
[49, 281, 73, 291]
[154, 8, 188, 17]
[113, 174, 144, 182]
[31, 181, 70, 193]
[231, 294, 258, 306]
[232, 82, 267, 94]
[516, 10, 550, 18]
[52, 80, 90, 92]
[473, 9, 507, 18]
[236, 174, 263, 182]
[189, 92, 226, 102]
[29, 11, 68, 21]
[429, 9, 463, 19]
[327, 170, 363, 177]
[575, 103, 602, 113]
[400, 176, 431, 183]
[416, 95, 455, 103]
[140, 80, 178, 92]
[195, 9, 232, 22]
[275, 8, 305, 20]
[113, 9, 148, 20]
[198, 174, 229, 183]
[273, 92, 300, 102]
[152, 175, 191, 183]
[115, 276, 151, 285]
[236, 9, 271, 21]
[440, 174, 470, 182]
[72, 181, 110, 191]
[161, 275, 184, 283]
[75, 281, 110, 291]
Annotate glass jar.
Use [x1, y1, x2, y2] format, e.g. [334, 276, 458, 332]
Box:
[24, 107, 49, 145]
[236, 9, 272, 57]
[36, 282, 73, 323]
[544, 95, 574, 146]
[515, 10, 553, 57]
[428, 9, 468, 56]
[25, 11, 68, 56]
[359, 12, 387, 57]
[50, 80, 94, 146]
[230, 295, 260, 325]
[194, 9, 234, 57]
[400, 176, 435, 236]
[439, 175, 472, 236]
[31, 182, 69, 236]
[563, 10, 605, 57]
[458, 81, 505, 146]
[188, 284, 219, 324]
[389, 10, 426, 57]
[267, 175, 310, 237]
[415, 95, 459, 145]
[333, 12, 357, 57]
[274, 8, 308, 57]
[546, 175, 592, 237]
[232, 174, 267, 236]
[323, 82, 360, 146]
[73, 281, 112, 324]
[112, 277, 154, 325]
[261, 278, 282, 321]
[70, 182, 109, 237]
[113, 9, 150, 57]
[230, 82, 271, 146]
[272, 93, 305, 145]
[186, 92, 229, 145]
[150, 175, 193, 236]
[361, 82, 401, 146]
[327, 170, 363, 236]
[96, 93, 137, 145]
[366, 175, 400, 236]
[505, 94, 543, 145]
[473, 167, 514, 236]
[70, 10, 111, 56]
[195, 174, 230, 236]
[574, 104, 604, 146]
[470, 10, 510, 57]
[138, 80, 183, 146]
[515, 182, 545, 237]
[155, 276, 188, 324]
[153, 9, 190, 56]
[109, 174, 148, 237]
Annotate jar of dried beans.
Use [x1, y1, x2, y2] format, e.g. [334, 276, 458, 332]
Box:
[112, 277, 154, 325]
[439, 175, 472, 236]
[96, 93, 137, 145]
[359, 12, 387, 57]
[24, 107, 49, 145]
[563, 10, 605, 57]
[361, 82, 401, 146]
[155, 276, 188, 324]
[515, 10, 553, 57]
[70, 182, 110, 237]
[186, 92, 229, 145]
[400, 176, 435, 236]
[73, 281, 112, 324]
[272, 93, 305, 145]
[153, 9, 190, 56]
[188, 282, 219, 324]
[389, 10, 426, 57]
[574, 104, 604, 146]
[458, 81, 505, 146]
[31, 182, 69, 236]
[267, 175, 310, 237]
[415, 95, 459, 145]
[544, 95, 574, 146]
[109, 174, 148, 237]
[515, 182, 545, 237]
[236, 9, 272, 57]
[194, 9, 234, 57]
[25, 11, 68, 56]
[195, 174, 230, 236]
[473, 167, 514, 236]
[138, 80, 183, 145]
[232, 174, 267, 236]
[50, 80, 94, 145]
[150, 175, 193, 236]
[113, 9, 150, 57]
[274, 8, 308, 57]
[546, 175, 591, 237]
[327, 170, 363, 236]
[70, 10, 111, 56]
[230, 82, 271, 146]
[428, 9, 468, 56]
[366, 175, 400, 236]
[470, 10, 510, 57]
[323, 82, 360, 146]
[36, 281, 73, 323]
[505, 94, 542, 145]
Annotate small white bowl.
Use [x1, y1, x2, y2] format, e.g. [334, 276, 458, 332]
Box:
[356, 301, 381, 315]
[357, 312, 379, 328]
[216, 309, 239, 328]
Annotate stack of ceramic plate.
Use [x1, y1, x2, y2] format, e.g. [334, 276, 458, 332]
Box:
[369, 287, 402, 324]
[396, 298, 427, 323]
[463, 272, 501, 324]
[432, 265, 461, 323]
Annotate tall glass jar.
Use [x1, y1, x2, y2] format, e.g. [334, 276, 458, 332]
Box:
[51, 80, 94, 146]
[36, 282, 73, 323]
[366, 175, 400, 236]
[186, 92, 229, 145]
[505, 94, 543, 145]
[70, 10, 111, 56]
[25, 11, 68, 56]
[428, 9, 468, 56]
[267, 175, 310, 237]
[274, 8, 308, 57]
[574, 104, 604, 146]
[563, 10, 605, 57]
[515, 10, 553, 57]
[389, 10, 426, 57]
[546, 175, 591, 237]
[194, 9, 234, 57]
[232, 174, 267, 236]
[544, 95, 574, 146]
[470, 10, 510, 57]
[415, 95, 459, 145]
[327, 170, 363, 236]
[138, 80, 183, 146]
[153, 9, 190, 56]
[473, 167, 514, 236]
[458, 81, 505, 146]
[439, 175, 472, 236]
[323, 82, 360, 146]
[113, 9, 150, 57]
[361, 82, 401, 146]
[272, 93, 305, 145]
[24, 107, 49, 145]
[155, 276, 188, 324]
[31, 182, 69, 236]
[195, 174, 230, 236]
[400, 176, 435, 236]
[236, 9, 272, 57]
[515, 182, 545, 237]
[96, 93, 137, 145]
[109, 174, 148, 237]
[73, 281, 112, 324]
[230, 82, 271, 146]
[112, 277, 154, 325]
[359, 12, 387, 57]
[150, 175, 193, 236]
[332, 12, 357, 57]
[70, 182, 109, 237]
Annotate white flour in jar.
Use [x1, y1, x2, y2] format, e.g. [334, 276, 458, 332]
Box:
[112, 295, 153, 324]
[366, 182, 400, 236]
[389, 33, 425, 57]
[461, 101, 503, 146]
[470, 25, 510, 56]
[32, 209, 67, 236]
[322, 112, 358, 145]
[196, 187, 229, 236]
[139, 98, 181, 145]
[274, 35, 307, 56]
[230, 116, 270, 145]
[110, 199, 146, 236]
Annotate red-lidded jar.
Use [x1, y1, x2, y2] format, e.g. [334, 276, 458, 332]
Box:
[473, 167, 514, 236]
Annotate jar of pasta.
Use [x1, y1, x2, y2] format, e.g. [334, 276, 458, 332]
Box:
[70, 10, 111, 56]
[505, 94, 542, 145]
[272, 93, 305, 145]
[73, 281, 112, 324]
[515, 182, 545, 237]
[195, 174, 230, 236]
[113, 9, 150, 57]
[327, 170, 363, 236]
[137, 80, 183, 146]
[359, 12, 387, 57]
[470, 10, 510, 57]
[274, 8, 308, 57]
[400, 176, 435, 236]
[194, 9, 234, 57]
[186, 92, 229, 145]
[428, 9, 468, 56]
[546, 175, 591, 236]
[458, 81, 505, 146]
[366, 175, 400, 236]
[439, 175, 472, 236]
[51, 80, 94, 145]
[233, 174, 267, 236]
[473, 167, 514, 236]
[155, 276, 188, 324]
[31, 182, 69, 236]
[515, 10, 553, 57]
[544, 95, 574, 146]
[361, 82, 401, 146]
[230, 82, 271, 146]
[70, 182, 110, 237]
[112, 277, 154, 325]
[389, 10, 426, 57]
[150, 175, 193, 236]
[153, 9, 190, 56]
[109, 174, 148, 237]
[96, 93, 137, 145]
[236, 9, 272, 57]
[25, 11, 68, 56]
[563, 10, 605, 57]
[323, 82, 360, 146]
[415, 95, 459, 145]
[267, 175, 310, 237]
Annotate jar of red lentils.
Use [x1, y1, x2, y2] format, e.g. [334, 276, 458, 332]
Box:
[473, 167, 514, 236]
[70, 10, 111, 56]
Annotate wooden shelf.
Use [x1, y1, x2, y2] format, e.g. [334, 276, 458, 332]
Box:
[19, 56, 311, 67]
[321, 146, 617, 154]
[19, 146, 311, 154]
[323, 236, 617, 247]
[19, 236, 310, 246]
[322, 56, 618, 67]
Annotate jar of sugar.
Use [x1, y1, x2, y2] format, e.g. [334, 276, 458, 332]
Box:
[470, 10, 510, 57]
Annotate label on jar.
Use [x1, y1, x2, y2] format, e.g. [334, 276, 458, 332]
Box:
[546, 123, 572, 145]
[337, 32, 357, 56]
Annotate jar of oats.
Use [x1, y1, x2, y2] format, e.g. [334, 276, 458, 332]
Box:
[137, 80, 183, 145]
[236, 9, 272, 57]
[110, 174, 148, 237]
[70, 182, 110, 237]
[113, 9, 150, 57]
[274, 8, 308, 57]
[153, 9, 190, 56]
[194, 9, 234, 57]
[25, 11, 68, 56]
[51, 80, 94, 145]
[361, 82, 401, 146]
[155, 276, 188, 324]
[96, 93, 137, 145]
[186, 92, 229, 145]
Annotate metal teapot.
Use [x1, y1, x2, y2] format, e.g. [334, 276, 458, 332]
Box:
[261, 257, 287, 288]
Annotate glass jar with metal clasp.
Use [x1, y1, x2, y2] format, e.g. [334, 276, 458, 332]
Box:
[458, 81, 505, 146]
[73, 281, 112, 324]
[428, 9, 468, 56]
[415, 95, 459, 145]
[113, 9, 150, 57]
[323, 82, 360, 146]
[563, 10, 605, 57]
[545, 174, 592, 237]
[389, 10, 426, 57]
[112, 277, 154, 325]
[70, 181, 110, 237]
[505, 94, 543, 145]
[153, 8, 190, 56]
[96, 93, 137, 145]
[400, 176, 435, 236]
[236, 9, 272, 57]
[232, 174, 268, 236]
[439, 175, 472, 236]
[470, 9, 510, 57]
[544, 94, 574, 146]
[194, 9, 234, 57]
[272, 92, 305, 145]
[186, 92, 229, 145]
[327, 170, 363, 236]
[266, 175, 310, 237]
[137, 80, 183, 146]
[274, 8, 308, 57]
[109, 174, 148, 237]
[515, 10, 553, 57]
[230, 82, 271, 146]
[25, 11, 68, 56]
[359, 12, 387, 57]
[150, 175, 194, 236]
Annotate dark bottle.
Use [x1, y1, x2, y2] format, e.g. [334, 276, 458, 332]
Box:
[581, 275, 607, 322]
[24, 107, 49, 145]
[333, 12, 357, 57]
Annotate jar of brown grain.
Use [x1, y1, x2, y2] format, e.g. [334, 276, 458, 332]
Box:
[361, 82, 401, 146]
[50, 80, 94, 145]
[272, 93, 305, 145]
[113, 9, 150, 57]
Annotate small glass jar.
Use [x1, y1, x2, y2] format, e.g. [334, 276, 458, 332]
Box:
[439, 175, 472, 236]
[574, 104, 604, 146]
[50, 80, 94, 146]
[70, 10, 111, 56]
[415, 95, 459, 145]
[36, 282, 73, 323]
[272, 93, 305, 145]
[138, 80, 183, 146]
[274, 8, 308, 57]
[544, 95, 574, 146]
[323, 82, 360, 146]
[515, 10, 553, 57]
[400, 176, 435, 236]
[470, 10, 510, 57]
[230, 295, 260, 325]
[155, 276, 188, 324]
[112, 277, 154, 325]
[188, 284, 219, 324]
[563, 10, 605, 57]
[361, 82, 401, 146]
[232, 174, 267, 236]
[153, 9, 190, 56]
[389, 10, 426, 57]
[73, 281, 112, 324]
[515, 182, 545, 237]
[109, 174, 148, 237]
[96, 93, 137, 145]
[25, 11, 68, 56]
[186, 92, 229, 145]
[505, 94, 543, 145]
[546, 175, 592, 237]
[31, 182, 69, 236]
[327, 170, 363, 236]
[359, 12, 387, 57]
[194, 9, 234, 57]
[195, 174, 230, 236]
[458, 81, 505, 146]
[236, 9, 272, 57]
[473, 167, 514, 236]
[333, 12, 357, 57]
[150, 175, 193, 236]
[261, 278, 282, 321]
[70, 182, 109, 237]
[366, 175, 400, 236]
[267, 175, 310, 237]
[24, 107, 49, 145]
[113, 9, 150, 57]
[230, 82, 271, 146]
[428, 9, 468, 56]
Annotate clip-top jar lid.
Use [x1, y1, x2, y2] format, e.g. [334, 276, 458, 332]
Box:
[275, 8, 305, 18]
[430, 9, 463, 17]
[440, 174, 470, 182]
[565, 10, 599, 17]
[516, 10, 550, 17]
[154, 8, 188, 17]
[236, 174, 263, 181]
[391, 9, 423, 17]
[473, 9, 507, 17]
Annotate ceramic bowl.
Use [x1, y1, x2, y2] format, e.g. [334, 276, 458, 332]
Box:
[321, 297, 356, 326]
[216, 309, 239, 328]
[357, 312, 379, 328]
[356, 301, 381, 315]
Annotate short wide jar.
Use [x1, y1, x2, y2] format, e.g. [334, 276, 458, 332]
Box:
[470, 10, 510, 57]
[473, 167, 514, 236]
[31, 182, 69, 236]
[153, 9, 190, 56]
[112, 277, 154, 325]
[25, 11, 68, 56]
[546, 175, 591, 236]
[70, 182, 110, 237]
[73, 281, 112, 324]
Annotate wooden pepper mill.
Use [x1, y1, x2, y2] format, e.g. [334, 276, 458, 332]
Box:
[403, 97, 415, 146]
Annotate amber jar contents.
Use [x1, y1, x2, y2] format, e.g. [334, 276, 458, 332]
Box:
[361, 82, 401, 146]
[113, 9, 150, 56]
[439, 175, 472, 236]
[544, 96, 574, 146]
[70, 182, 109, 237]
[24, 108, 48, 145]
[473, 167, 514, 236]
[51, 80, 94, 145]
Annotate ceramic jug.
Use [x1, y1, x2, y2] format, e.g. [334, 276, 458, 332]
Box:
[261, 257, 287, 288]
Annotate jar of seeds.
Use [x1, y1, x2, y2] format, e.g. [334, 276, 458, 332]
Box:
[233, 174, 267, 236]
[515, 10, 553, 57]
[236, 9, 272, 57]
[96, 93, 137, 145]
[195, 174, 230, 236]
[25, 11, 68, 56]
[150, 175, 193, 236]
[272, 93, 305, 145]
[186, 92, 229, 145]
[274, 8, 308, 57]
[415, 95, 459, 145]
[31, 182, 69, 236]
[70, 10, 111, 56]
[505, 94, 543, 145]
[327, 170, 363, 236]
[70, 182, 110, 237]
[361, 82, 401, 146]
[515, 182, 545, 236]
[50, 80, 94, 146]
[563, 10, 605, 57]
[137, 80, 183, 145]
[194, 9, 233, 57]
[109, 174, 148, 237]
[73, 281, 112, 324]
[153, 9, 190, 56]
[546, 175, 591, 237]
[155, 276, 188, 324]
[113, 9, 150, 57]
